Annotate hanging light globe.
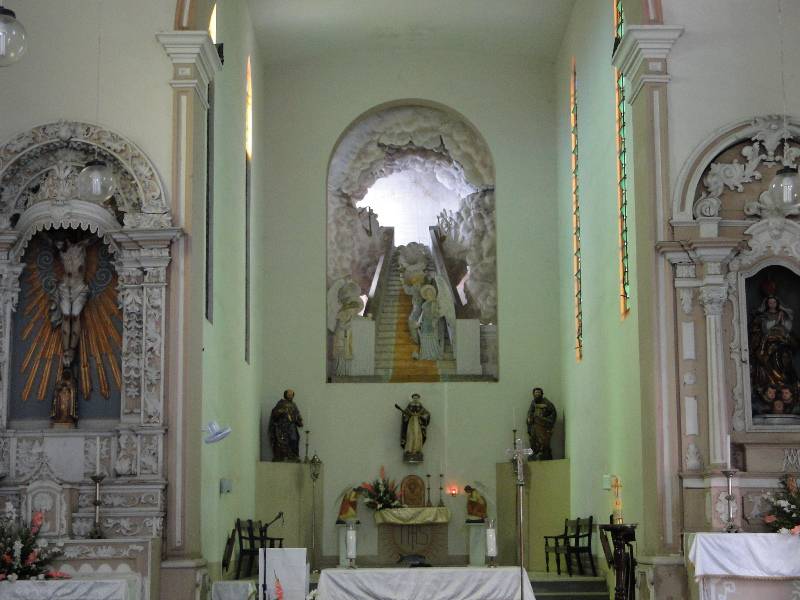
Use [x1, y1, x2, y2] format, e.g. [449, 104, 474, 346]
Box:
[0, 6, 26, 67]
[768, 165, 800, 206]
[77, 160, 117, 202]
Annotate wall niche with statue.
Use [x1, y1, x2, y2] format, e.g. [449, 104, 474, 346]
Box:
[326, 103, 498, 383]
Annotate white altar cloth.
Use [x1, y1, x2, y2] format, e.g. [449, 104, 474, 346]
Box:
[688, 532, 800, 579]
[0, 579, 129, 600]
[211, 580, 257, 600]
[316, 567, 535, 600]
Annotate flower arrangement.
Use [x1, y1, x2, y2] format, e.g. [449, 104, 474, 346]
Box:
[357, 467, 403, 511]
[762, 474, 800, 535]
[0, 502, 65, 582]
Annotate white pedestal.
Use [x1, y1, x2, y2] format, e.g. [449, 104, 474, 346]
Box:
[467, 522, 486, 567]
[337, 524, 348, 567]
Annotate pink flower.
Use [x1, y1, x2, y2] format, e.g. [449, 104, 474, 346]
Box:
[30, 511, 44, 535]
[764, 514, 777, 524]
[791, 525, 800, 535]
[24, 550, 37, 566]
[45, 571, 70, 580]
[379, 466, 386, 481]
[0, 574, 5, 581]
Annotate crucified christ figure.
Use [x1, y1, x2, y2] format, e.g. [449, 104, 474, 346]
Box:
[53, 239, 90, 367]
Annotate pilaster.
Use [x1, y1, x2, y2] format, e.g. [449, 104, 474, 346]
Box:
[157, 31, 220, 572]
[613, 24, 683, 555]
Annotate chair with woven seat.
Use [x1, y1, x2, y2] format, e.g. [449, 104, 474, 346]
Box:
[565, 516, 597, 576]
[234, 518, 260, 579]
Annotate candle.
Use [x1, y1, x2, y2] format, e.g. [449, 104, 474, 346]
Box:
[726, 434, 731, 469]
[95, 436, 101, 476]
[512, 406, 516, 427]
[486, 525, 498, 558]
[346, 528, 357, 559]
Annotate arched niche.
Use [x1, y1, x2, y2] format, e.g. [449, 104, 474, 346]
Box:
[326, 101, 498, 382]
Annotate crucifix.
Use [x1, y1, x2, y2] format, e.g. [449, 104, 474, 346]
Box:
[506, 436, 533, 598]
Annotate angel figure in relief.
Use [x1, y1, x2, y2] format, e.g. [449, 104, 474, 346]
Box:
[412, 275, 455, 361]
[327, 278, 365, 377]
[17, 232, 121, 427]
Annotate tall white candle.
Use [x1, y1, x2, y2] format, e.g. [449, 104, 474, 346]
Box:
[346, 528, 357, 559]
[485, 527, 498, 558]
[444, 386, 449, 474]
[95, 436, 101, 475]
[726, 434, 731, 469]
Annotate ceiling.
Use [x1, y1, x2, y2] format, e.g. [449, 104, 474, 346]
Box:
[247, 0, 576, 64]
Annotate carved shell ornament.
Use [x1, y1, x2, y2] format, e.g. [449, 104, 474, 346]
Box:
[0, 121, 171, 233]
[693, 116, 800, 221]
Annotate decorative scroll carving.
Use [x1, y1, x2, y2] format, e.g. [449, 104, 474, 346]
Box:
[139, 436, 159, 475]
[114, 432, 138, 477]
[102, 517, 140, 536]
[118, 268, 144, 417]
[685, 442, 703, 471]
[783, 448, 800, 471]
[14, 437, 45, 481]
[700, 286, 727, 317]
[142, 281, 165, 425]
[61, 543, 145, 560]
[679, 289, 694, 315]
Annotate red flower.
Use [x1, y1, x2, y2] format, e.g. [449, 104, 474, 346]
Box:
[2, 553, 12, 565]
[45, 571, 71, 580]
[791, 525, 800, 535]
[275, 576, 284, 600]
[25, 550, 37, 566]
[31, 511, 44, 535]
[0, 574, 5, 581]
[379, 466, 386, 481]
[764, 514, 777, 524]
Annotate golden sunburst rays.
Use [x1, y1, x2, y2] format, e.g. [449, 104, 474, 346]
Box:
[19, 243, 122, 403]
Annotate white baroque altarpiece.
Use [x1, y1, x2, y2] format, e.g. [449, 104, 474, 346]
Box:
[0, 120, 179, 546]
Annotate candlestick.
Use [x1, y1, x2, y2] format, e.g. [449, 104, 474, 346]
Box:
[722, 470, 739, 533]
[345, 522, 357, 567]
[486, 519, 498, 567]
[304, 431, 310, 463]
[426, 474, 432, 507]
[611, 476, 623, 524]
[95, 436, 101, 476]
[88, 473, 106, 539]
[438, 473, 444, 507]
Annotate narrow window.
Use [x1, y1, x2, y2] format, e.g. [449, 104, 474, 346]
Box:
[571, 58, 583, 361]
[614, 0, 631, 316]
[205, 4, 217, 322]
[244, 56, 253, 363]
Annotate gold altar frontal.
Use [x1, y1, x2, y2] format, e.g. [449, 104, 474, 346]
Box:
[375, 507, 452, 564]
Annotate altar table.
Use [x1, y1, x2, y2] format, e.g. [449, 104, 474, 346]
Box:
[316, 566, 535, 600]
[0, 579, 129, 600]
[687, 532, 800, 600]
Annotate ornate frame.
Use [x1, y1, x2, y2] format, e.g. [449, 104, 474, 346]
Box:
[0, 121, 180, 539]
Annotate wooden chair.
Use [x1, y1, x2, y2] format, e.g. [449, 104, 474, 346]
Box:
[221, 527, 235, 573]
[544, 518, 574, 575]
[234, 518, 260, 579]
[565, 516, 597, 576]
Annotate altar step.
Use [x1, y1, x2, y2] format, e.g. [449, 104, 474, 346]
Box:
[529, 572, 608, 600]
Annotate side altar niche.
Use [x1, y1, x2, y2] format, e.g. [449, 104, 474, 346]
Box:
[0, 121, 179, 548]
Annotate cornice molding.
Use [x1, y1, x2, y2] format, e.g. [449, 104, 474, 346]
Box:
[156, 31, 222, 106]
[612, 25, 684, 103]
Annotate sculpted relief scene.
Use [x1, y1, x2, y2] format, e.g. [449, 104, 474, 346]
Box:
[326, 104, 498, 383]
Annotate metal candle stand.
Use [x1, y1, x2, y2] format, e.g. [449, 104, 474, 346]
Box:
[309, 454, 322, 571]
[438, 473, 444, 507]
[88, 473, 106, 539]
[507, 437, 533, 599]
[721, 469, 740, 533]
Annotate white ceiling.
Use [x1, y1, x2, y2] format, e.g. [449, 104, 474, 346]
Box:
[247, 0, 576, 64]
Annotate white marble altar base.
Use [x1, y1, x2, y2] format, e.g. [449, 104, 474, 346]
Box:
[0, 579, 129, 600]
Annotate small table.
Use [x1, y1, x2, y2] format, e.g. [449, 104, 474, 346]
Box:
[316, 566, 535, 600]
[687, 532, 800, 600]
[374, 507, 451, 525]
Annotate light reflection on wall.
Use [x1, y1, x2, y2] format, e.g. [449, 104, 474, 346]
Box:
[357, 169, 463, 247]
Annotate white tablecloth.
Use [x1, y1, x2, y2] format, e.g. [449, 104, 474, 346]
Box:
[317, 567, 535, 600]
[688, 532, 800, 579]
[211, 580, 257, 600]
[0, 579, 128, 600]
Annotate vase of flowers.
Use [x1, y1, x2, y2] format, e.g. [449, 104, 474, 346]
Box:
[762, 474, 800, 535]
[357, 467, 403, 511]
[0, 502, 65, 582]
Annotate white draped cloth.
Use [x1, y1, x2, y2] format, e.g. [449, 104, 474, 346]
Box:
[688, 532, 800, 579]
[316, 567, 535, 600]
[0, 579, 129, 600]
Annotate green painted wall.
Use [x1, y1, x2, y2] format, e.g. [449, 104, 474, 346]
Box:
[554, 0, 644, 534]
[258, 50, 562, 557]
[201, 0, 266, 574]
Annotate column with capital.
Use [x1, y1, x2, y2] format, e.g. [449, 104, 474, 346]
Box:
[699, 285, 729, 467]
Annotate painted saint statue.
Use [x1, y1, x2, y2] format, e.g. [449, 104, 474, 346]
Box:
[395, 393, 430, 463]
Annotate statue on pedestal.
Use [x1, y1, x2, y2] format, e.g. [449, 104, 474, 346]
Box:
[395, 393, 430, 463]
[464, 485, 487, 522]
[268, 389, 304, 462]
[527, 387, 556, 461]
[50, 368, 77, 428]
[336, 488, 359, 523]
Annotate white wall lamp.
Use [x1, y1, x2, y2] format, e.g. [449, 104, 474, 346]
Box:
[0, 5, 26, 67]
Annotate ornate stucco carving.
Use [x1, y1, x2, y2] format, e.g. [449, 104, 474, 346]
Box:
[0, 121, 176, 541]
[679, 288, 694, 315]
[685, 442, 703, 471]
[699, 286, 727, 317]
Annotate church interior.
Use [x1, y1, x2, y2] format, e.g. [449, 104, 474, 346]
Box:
[1, 0, 800, 599]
